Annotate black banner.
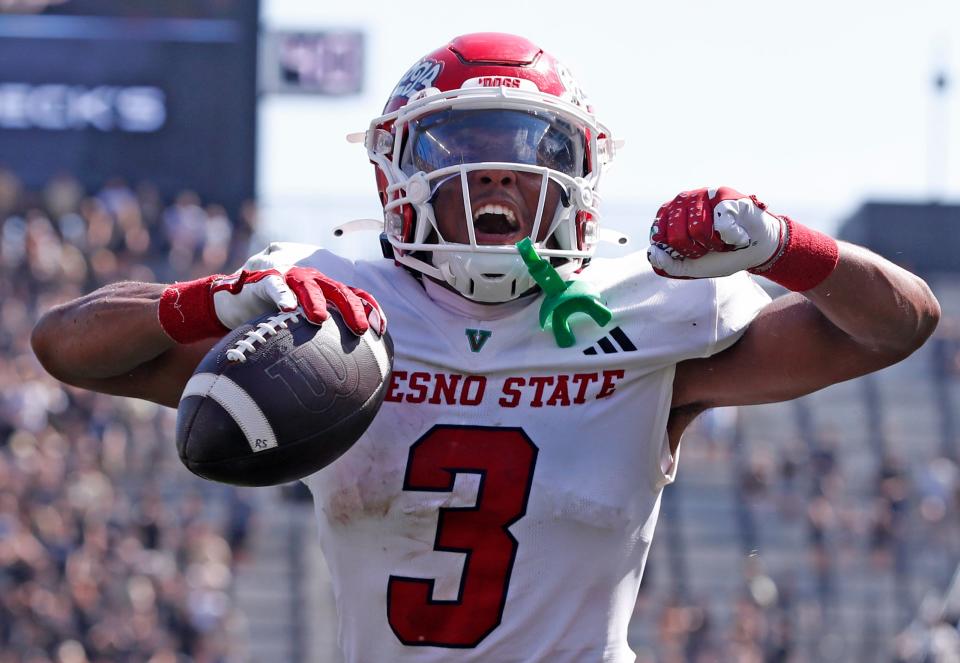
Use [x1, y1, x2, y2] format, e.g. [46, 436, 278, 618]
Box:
[0, 1, 259, 212]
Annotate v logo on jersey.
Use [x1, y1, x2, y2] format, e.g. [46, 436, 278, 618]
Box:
[465, 328, 492, 353]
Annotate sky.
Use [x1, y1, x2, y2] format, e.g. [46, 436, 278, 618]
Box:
[258, 0, 960, 258]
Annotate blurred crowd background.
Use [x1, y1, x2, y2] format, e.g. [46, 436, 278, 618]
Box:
[0, 169, 260, 663]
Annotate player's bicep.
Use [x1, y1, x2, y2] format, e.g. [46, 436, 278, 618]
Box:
[64, 340, 215, 409]
[674, 293, 908, 409]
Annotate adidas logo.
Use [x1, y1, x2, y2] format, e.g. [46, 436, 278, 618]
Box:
[582, 326, 637, 355]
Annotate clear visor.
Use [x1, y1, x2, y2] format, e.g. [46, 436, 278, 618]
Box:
[401, 108, 588, 178]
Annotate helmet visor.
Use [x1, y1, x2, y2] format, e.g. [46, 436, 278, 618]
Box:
[402, 108, 587, 178]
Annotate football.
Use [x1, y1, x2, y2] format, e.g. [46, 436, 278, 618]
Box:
[176, 308, 393, 486]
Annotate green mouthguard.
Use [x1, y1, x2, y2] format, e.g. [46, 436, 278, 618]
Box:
[516, 238, 612, 348]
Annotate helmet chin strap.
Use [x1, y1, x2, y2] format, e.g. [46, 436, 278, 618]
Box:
[434, 250, 536, 302]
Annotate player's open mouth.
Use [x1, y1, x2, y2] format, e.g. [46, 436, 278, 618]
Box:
[472, 203, 523, 243]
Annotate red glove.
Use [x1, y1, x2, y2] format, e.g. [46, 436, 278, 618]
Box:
[647, 187, 839, 291]
[159, 267, 385, 344]
[283, 266, 386, 336]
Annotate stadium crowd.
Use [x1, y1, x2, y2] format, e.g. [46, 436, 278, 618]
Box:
[631, 396, 960, 662]
[0, 168, 257, 663]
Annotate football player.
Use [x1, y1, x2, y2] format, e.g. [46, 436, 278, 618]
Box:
[32, 33, 939, 662]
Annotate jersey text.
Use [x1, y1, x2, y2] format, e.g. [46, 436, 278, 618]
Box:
[384, 370, 625, 408]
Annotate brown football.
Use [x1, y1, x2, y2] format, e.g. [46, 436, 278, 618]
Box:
[176, 309, 393, 486]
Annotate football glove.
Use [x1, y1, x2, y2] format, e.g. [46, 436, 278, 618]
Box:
[647, 187, 838, 291]
[159, 267, 385, 344]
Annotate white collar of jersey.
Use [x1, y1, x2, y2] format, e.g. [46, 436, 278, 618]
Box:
[422, 277, 537, 321]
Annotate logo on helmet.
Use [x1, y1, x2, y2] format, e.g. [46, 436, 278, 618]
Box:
[391, 59, 443, 100]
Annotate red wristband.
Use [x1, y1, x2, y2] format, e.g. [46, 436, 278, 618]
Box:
[158, 275, 230, 344]
[750, 216, 839, 292]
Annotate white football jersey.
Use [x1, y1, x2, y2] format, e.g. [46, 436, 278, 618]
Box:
[245, 242, 771, 663]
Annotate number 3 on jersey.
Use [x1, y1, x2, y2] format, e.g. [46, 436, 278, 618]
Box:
[387, 425, 538, 648]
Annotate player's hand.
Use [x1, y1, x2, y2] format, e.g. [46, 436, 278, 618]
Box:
[213, 267, 386, 336]
[210, 269, 297, 329]
[646, 187, 785, 279]
[283, 267, 386, 336]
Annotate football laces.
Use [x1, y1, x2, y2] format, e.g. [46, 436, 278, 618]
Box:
[226, 311, 301, 363]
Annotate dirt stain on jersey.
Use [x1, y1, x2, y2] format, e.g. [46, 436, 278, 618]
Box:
[531, 480, 632, 531]
[314, 413, 480, 529]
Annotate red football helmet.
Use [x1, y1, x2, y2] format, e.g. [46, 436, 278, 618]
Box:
[360, 33, 618, 303]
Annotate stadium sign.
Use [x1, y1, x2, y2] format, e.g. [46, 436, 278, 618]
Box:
[0, 3, 258, 213]
[260, 30, 364, 95]
[0, 83, 166, 132]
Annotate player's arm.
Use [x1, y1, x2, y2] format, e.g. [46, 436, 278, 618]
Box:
[32, 266, 384, 409]
[648, 188, 940, 420]
[31, 281, 215, 408]
[673, 243, 939, 412]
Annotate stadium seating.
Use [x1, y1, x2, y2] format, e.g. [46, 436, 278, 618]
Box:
[0, 171, 258, 662]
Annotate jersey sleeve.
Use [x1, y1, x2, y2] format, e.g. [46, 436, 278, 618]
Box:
[706, 271, 772, 357]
